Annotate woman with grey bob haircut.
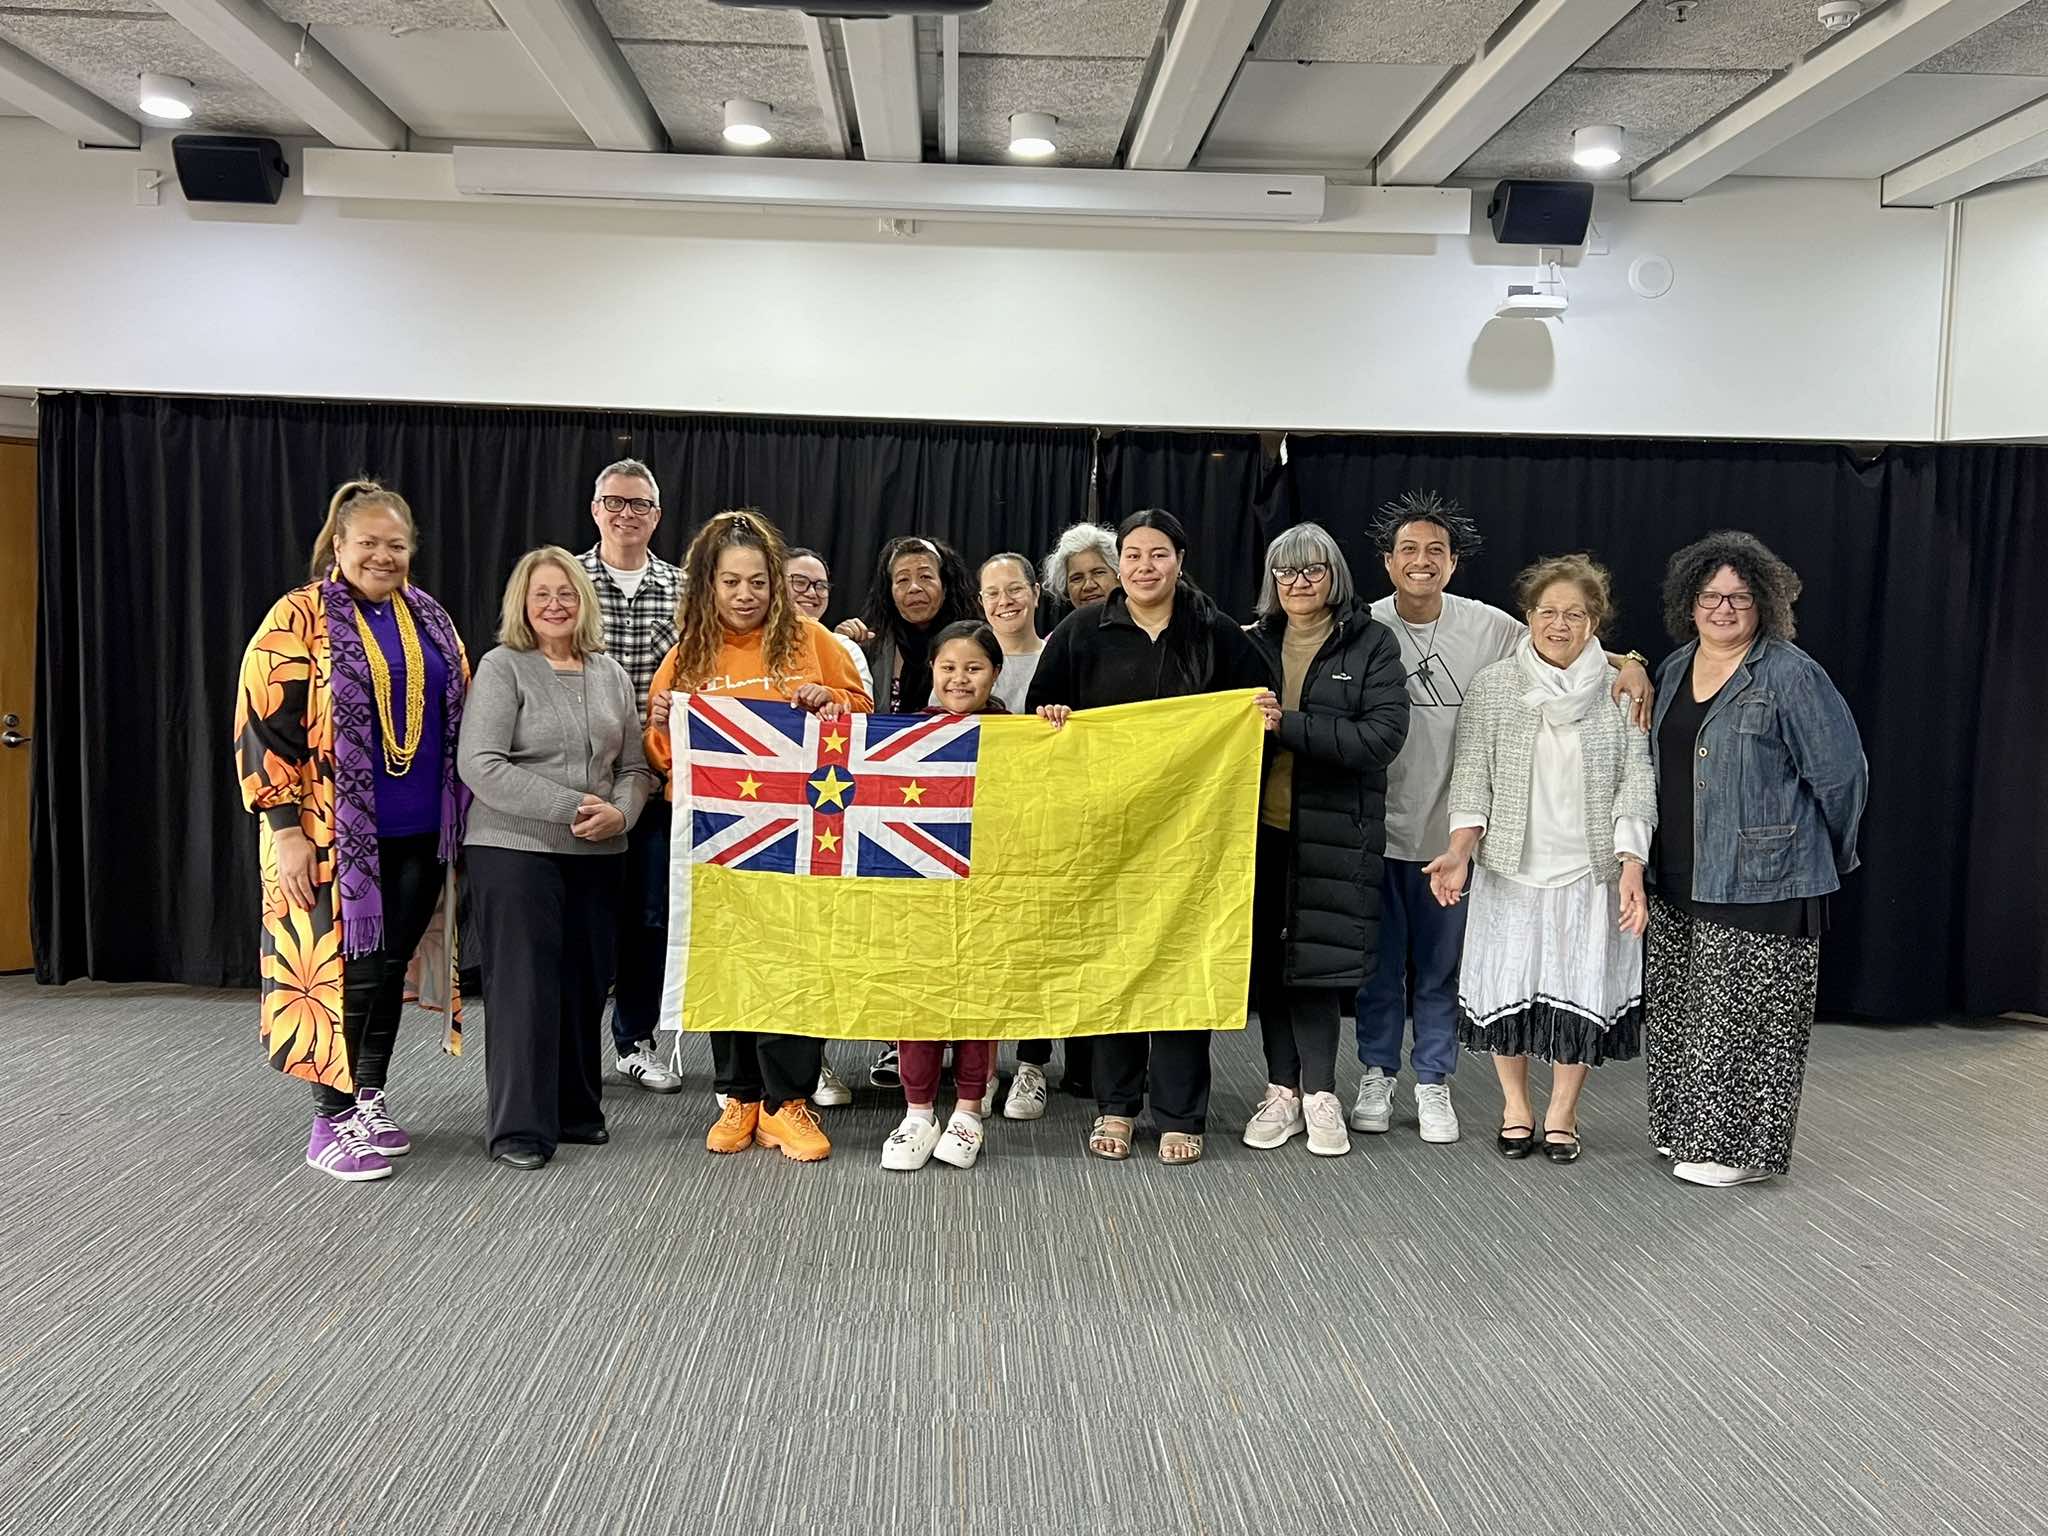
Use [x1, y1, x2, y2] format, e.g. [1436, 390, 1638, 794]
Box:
[1241, 522, 1411, 1157]
[1041, 523, 1121, 608]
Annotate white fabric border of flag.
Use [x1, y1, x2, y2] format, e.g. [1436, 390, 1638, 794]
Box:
[659, 700, 694, 1067]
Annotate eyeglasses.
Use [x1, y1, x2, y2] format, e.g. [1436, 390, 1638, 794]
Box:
[981, 583, 1034, 603]
[1532, 606, 1591, 627]
[1272, 563, 1331, 586]
[597, 495, 658, 515]
[1695, 591, 1755, 612]
[788, 575, 830, 596]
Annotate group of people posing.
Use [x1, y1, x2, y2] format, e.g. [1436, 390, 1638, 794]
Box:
[235, 460, 1868, 1188]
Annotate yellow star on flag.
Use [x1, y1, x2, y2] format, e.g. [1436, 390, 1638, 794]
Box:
[809, 765, 854, 811]
[823, 728, 848, 754]
[736, 773, 762, 799]
[815, 829, 840, 853]
[899, 780, 926, 804]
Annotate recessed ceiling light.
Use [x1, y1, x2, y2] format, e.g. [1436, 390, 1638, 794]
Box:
[138, 73, 195, 122]
[723, 98, 774, 148]
[1009, 111, 1058, 160]
[1572, 124, 1624, 171]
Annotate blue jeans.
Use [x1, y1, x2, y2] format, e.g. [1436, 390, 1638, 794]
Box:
[1354, 858, 1466, 1084]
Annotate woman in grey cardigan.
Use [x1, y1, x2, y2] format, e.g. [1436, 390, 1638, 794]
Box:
[459, 546, 655, 1170]
[1426, 555, 1655, 1164]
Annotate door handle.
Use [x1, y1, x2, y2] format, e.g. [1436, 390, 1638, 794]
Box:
[1, 712, 26, 749]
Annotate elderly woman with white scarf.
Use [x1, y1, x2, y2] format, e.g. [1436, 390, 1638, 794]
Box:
[1426, 554, 1656, 1164]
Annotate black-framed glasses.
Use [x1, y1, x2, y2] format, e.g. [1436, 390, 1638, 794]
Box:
[1695, 591, 1755, 612]
[598, 495, 658, 515]
[1272, 562, 1331, 586]
[788, 575, 831, 596]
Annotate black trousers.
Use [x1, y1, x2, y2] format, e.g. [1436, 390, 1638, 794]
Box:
[1094, 1030, 1211, 1135]
[316, 833, 445, 1117]
[608, 799, 671, 1055]
[468, 845, 620, 1158]
[712, 1032, 823, 1107]
[1251, 825, 1344, 1096]
[1017, 1035, 1095, 1089]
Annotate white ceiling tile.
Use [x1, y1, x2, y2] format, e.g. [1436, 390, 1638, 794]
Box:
[1917, 0, 2048, 74]
[0, 1, 167, 11]
[315, 25, 588, 143]
[1580, 0, 1843, 71]
[959, 0, 1168, 59]
[1996, 151, 2048, 178]
[1458, 66, 1767, 179]
[268, 1, 502, 28]
[598, 0, 800, 45]
[1255, 0, 1523, 66]
[1747, 71, 2048, 177]
[620, 40, 837, 156]
[0, 13, 310, 134]
[955, 52, 1143, 167]
[1197, 59, 1444, 168]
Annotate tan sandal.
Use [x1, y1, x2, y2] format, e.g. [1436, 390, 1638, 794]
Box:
[1158, 1131, 1204, 1165]
[1088, 1115, 1134, 1161]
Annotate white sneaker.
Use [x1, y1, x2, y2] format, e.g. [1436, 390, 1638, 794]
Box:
[1349, 1068, 1394, 1133]
[933, 1110, 985, 1169]
[1303, 1091, 1351, 1157]
[1242, 1083, 1305, 1149]
[880, 1113, 941, 1171]
[1672, 1160, 1773, 1187]
[813, 1062, 852, 1107]
[869, 1044, 901, 1088]
[1415, 1082, 1460, 1143]
[1003, 1062, 1049, 1120]
[616, 1044, 682, 1094]
[975, 1082, 997, 1117]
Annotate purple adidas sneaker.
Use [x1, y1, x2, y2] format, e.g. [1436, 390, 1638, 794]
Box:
[306, 1111, 393, 1182]
[353, 1088, 411, 1157]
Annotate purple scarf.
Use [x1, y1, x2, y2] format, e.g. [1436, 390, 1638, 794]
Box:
[321, 579, 470, 958]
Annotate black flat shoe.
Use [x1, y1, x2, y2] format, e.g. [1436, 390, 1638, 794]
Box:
[492, 1149, 548, 1171]
[559, 1128, 610, 1145]
[1543, 1129, 1582, 1164]
[1497, 1124, 1537, 1159]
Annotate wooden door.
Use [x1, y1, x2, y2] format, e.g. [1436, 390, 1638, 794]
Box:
[0, 438, 34, 972]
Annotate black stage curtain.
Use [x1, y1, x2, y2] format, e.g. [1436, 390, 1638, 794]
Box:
[31, 393, 1090, 989]
[1273, 433, 2048, 1021]
[1097, 430, 1273, 618]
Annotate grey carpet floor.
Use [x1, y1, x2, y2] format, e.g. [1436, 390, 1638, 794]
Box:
[2, 977, 2045, 1536]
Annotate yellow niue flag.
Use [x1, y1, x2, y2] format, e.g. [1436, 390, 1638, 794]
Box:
[660, 690, 1262, 1041]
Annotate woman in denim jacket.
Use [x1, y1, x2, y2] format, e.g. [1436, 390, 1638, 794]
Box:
[1645, 532, 1867, 1189]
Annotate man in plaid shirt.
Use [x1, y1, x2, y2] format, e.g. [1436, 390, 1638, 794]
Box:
[580, 458, 685, 1094]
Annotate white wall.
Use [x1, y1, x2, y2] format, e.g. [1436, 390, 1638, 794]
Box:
[0, 118, 1961, 441]
[1946, 176, 2048, 442]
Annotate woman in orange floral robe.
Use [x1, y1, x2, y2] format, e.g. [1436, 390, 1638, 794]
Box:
[235, 479, 469, 1183]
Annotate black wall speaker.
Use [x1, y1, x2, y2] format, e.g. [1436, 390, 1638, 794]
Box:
[171, 135, 290, 205]
[1486, 180, 1596, 247]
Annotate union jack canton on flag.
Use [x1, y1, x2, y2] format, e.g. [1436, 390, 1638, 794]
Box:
[685, 696, 978, 879]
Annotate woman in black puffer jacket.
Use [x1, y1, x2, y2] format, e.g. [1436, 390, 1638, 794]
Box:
[1242, 522, 1411, 1158]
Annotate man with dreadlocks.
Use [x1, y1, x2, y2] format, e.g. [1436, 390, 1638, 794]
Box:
[1352, 492, 1652, 1145]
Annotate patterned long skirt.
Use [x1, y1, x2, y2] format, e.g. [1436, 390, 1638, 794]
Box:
[1644, 895, 1821, 1175]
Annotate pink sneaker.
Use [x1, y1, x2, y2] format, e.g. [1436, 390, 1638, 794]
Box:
[306, 1111, 393, 1182]
[353, 1088, 411, 1156]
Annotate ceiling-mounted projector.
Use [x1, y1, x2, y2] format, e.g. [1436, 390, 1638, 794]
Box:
[711, 1, 988, 14]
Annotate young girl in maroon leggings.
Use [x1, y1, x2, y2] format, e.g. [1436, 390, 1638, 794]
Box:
[880, 621, 1007, 1172]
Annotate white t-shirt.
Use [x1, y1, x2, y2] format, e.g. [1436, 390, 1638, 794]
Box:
[832, 630, 875, 702]
[602, 559, 647, 600]
[1371, 590, 1524, 863]
[992, 647, 1042, 715]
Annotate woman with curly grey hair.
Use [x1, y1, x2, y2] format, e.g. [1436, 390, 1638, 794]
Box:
[1644, 531, 1867, 1188]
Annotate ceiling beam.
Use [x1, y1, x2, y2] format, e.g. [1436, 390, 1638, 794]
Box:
[153, 0, 406, 149]
[940, 13, 960, 164]
[0, 36, 140, 147]
[1376, 0, 1638, 186]
[1632, 0, 2032, 201]
[797, 15, 849, 159]
[840, 16, 921, 163]
[1882, 93, 2048, 206]
[486, 0, 666, 152]
[1125, 0, 1268, 171]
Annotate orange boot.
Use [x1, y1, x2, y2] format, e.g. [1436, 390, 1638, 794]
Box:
[756, 1099, 831, 1162]
[707, 1098, 761, 1154]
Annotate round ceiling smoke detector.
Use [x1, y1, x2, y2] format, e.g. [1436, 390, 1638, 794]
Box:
[1665, 0, 1699, 19]
[1819, 2, 1863, 32]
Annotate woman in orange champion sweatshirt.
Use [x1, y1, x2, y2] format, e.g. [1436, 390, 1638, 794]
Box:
[645, 508, 870, 1163]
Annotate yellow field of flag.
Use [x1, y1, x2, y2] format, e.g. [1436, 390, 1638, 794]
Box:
[659, 690, 1262, 1041]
